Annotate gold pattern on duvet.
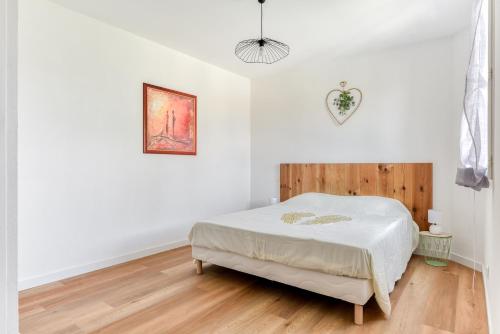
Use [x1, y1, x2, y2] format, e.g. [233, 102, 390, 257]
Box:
[305, 215, 352, 225]
[281, 212, 352, 225]
[281, 212, 315, 224]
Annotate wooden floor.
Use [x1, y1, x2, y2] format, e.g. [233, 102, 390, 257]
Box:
[19, 246, 488, 334]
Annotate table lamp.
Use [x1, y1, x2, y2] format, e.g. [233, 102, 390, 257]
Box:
[428, 209, 443, 235]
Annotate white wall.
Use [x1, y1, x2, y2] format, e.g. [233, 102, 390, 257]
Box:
[250, 35, 483, 265]
[483, 2, 500, 333]
[0, 0, 18, 332]
[18, 0, 251, 289]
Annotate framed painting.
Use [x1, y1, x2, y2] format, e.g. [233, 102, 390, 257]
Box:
[143, 83, 197, 155]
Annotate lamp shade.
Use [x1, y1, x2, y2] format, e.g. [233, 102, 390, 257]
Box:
[235, 0, 289, 64]
[428, 209, 442, 224]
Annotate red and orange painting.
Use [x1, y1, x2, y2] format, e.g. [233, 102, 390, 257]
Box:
[143, 83, 197, 155]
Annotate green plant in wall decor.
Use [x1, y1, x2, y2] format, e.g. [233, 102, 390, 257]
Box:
[326, 81, 363, 125]
[335, 90, 355, 115]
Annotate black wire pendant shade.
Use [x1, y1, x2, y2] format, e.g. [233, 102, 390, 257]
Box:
[235, 0, 289, 64]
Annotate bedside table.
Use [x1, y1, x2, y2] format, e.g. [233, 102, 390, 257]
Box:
[415, 231, 452, 267]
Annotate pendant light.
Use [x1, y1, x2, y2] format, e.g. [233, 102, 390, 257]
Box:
[235, 0, 289, 64]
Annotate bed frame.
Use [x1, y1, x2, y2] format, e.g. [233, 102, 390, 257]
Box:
[193, 163, 433, 325]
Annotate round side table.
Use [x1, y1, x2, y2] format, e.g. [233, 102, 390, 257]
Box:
[416, 231, 452, 267]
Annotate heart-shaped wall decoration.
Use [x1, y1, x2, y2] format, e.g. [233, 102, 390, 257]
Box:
[326, 81, 363, 125]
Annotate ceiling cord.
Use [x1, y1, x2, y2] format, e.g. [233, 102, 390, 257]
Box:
[260, 2, 263, 40]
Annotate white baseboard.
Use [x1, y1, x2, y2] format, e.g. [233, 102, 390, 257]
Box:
[18, 239, 189, 291]
[450, 252, 483, 272]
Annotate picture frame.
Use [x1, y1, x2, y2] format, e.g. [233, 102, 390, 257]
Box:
[143, 83, 197, 155]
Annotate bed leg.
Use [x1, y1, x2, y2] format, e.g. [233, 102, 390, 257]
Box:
[354, 304, 363, 325]
[194, 259, 203, 275]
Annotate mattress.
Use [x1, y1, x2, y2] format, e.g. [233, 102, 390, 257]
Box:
[192, 246, 374, 305]
[189, 193, 419, 316]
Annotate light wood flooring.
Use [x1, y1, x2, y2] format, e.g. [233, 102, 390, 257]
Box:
[19, 246, 488, 334]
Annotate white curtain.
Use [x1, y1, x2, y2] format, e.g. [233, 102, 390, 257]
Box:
[456, 0, 489, 191]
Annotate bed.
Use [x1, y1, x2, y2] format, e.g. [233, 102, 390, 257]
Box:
[189, 163, 432, 325]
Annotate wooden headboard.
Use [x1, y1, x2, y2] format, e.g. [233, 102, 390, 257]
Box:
[280, 163, 432, 231]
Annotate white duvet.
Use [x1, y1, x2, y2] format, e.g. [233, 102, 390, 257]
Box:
[188, 193, 419, 316]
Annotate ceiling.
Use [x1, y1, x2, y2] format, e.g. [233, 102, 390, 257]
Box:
[50, 0, 473, 78]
